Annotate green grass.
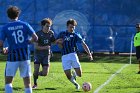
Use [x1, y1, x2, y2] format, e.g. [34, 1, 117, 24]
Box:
[0, 56, 139, 93]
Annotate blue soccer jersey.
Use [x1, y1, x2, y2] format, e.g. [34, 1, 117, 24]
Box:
[57, 30, 84, 55]
[0, 20, 35, 61]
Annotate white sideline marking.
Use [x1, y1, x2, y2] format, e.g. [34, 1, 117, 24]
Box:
[94, 64, 129, 93]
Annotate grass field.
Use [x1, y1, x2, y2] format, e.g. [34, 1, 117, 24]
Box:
[0, 55, 140, 93]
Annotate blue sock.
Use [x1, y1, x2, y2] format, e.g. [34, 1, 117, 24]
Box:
[5, 84, 13, 93]
[25, 87, 32, 93]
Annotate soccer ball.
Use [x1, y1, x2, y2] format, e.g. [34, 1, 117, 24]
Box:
[82, 82, 92, 92]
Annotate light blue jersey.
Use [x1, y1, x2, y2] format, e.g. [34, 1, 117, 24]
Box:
[0, 20, 35, 61]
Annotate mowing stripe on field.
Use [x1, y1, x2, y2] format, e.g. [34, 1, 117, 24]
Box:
[94, 64, 129, 93]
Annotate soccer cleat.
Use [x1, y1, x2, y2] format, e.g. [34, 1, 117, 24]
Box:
[72, 71, 77, 80]
[75, 83, 80, 90]
[137, 71, 140, 74]
[32, 84, 37, 89]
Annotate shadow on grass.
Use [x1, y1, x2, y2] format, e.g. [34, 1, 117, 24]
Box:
[74, 90, 83, 92]
[13, 87, 23, 91]
[108, 85, 140, 89]
[32, 87, 57, 91]
[0, 88, 4, 91]
[45, 87, 57, 90]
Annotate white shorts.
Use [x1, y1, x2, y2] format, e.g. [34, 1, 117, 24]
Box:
[62, 52, 81, 70]
[5, 60, 32, 78]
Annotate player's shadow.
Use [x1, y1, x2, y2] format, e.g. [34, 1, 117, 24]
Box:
[32, 87, 57, 91]
[0, 88, 4, 91]
[0, 87, 23, 91]
[74, 90, 83, 92]
[45, 87, 57, 90]
[13, 87, 23, 91]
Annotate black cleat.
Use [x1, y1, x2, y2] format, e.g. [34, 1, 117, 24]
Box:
[137, 71, 140, 74]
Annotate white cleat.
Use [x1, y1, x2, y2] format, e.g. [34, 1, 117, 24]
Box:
[75, 83, 80, 90]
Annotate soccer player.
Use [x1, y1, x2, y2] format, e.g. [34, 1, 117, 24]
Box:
[134, 23, 140, 74]
[55, 19, 93, 90]
[32, 18, 55, 89]
[0, 6, 38, 93]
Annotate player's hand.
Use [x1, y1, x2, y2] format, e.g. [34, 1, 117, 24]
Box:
[3, 47, 8, 55]
[88, 53, 93, 61]
[89, 56, 93, 61]
[55, 38, 63, 49]
[55, 38, 63, 44]
[45, 45, 50, 49]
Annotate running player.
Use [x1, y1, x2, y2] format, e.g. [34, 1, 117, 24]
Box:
[32, 18, 55, 89]
[55, 19, 93, 90]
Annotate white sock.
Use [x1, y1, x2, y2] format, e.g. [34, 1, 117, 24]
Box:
[73, 71, 77, 77]
[5, 84, 13, 93]
[25, 87, 32, 93]
[70, 76, 77, 84]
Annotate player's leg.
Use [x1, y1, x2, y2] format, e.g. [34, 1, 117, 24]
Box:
[39, 55, 50, 76]
[139, 63, 140, 74]
[39, 64, 50, 76]
[23, 76, 32, 93]
[5, 76, 14, 93]
[33, 64, 40, 87]
[64, 69, 72, 80]
[5, 62, 18, 93]
[62, 53, 80, 90]
[136, 46, 140, 74]
[71, 53, 81, 89]
[138, 59, 140, 74]
[62, 54, 72, 80]
[64, 69, 80, 90]
[74, 67, 82, 77]
[64, 69, 79, 86]
[72, 53, 82, 77]
[19, 60, 32, 93]
[33, 55, 42, 88]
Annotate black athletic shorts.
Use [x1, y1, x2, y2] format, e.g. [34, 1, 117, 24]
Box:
[136, 46, 140, 60]
[34, 54, 51, 66]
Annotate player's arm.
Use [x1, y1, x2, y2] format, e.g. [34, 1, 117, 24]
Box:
[82, 41, 93, 61]
[0, 27, 8, 54]
[50, 30, 56, 45]
[34, 42, 50, 50]
[55, 38, 63, 49]
[0, 40, 3, 53]
[55, 32, 64, 49]
[0, 40, 8, 54]
[28, 32, 38, 43]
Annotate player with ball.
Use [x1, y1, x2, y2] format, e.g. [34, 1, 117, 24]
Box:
[56, 19, 93, 90]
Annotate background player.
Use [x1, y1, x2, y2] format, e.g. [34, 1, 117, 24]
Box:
[134, 23, 140, 74]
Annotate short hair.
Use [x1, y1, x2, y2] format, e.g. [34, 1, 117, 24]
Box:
[67, 19, 77, 26]
[41, 18, 52, 26]
[7, 6, 21, 19]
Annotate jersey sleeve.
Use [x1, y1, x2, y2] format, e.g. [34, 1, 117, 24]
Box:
[50, 31, 56, 42]
[75, 33, 84, 43]
[36, 31, 41, 43]
[25, 23, 35, 36]
[0, 27, 6, 42]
